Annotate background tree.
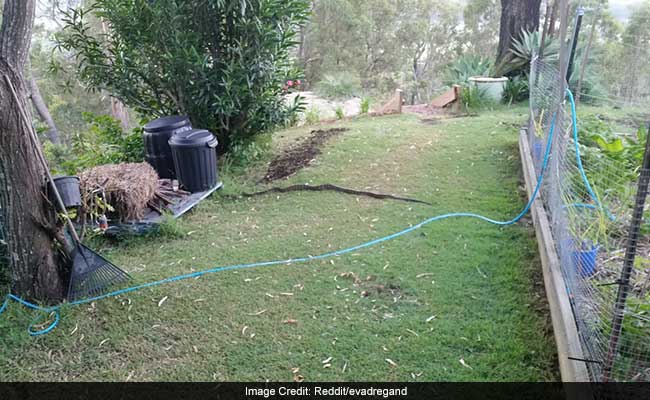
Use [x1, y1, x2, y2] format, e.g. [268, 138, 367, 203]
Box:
[495, 0, 542, 74]
[397, 0, 461, 104]
[55, 0, 310, 152]
[1, 0, 66, 300]
[461, 0, 501, 59]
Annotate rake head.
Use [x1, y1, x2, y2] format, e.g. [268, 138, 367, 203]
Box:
[67, 244, 131, 302]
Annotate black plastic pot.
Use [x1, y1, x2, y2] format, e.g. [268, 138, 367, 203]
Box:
[169, 129, 218, 193]
[143, 115, 192, 179]
[53, 176, 81, 208]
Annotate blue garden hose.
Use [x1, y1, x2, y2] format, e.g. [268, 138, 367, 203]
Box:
[566, 89, 615, 221]
[1, 89, 595, 337]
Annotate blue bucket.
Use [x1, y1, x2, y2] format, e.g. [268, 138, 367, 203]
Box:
[570, 242, 599, 277]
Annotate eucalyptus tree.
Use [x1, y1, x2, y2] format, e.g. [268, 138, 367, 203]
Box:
[1, 0, 67, 300]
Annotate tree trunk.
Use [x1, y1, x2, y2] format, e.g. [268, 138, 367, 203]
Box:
[495, 0, 542, 69]
[110, 97, 131, 131]
[0, 0, 65, 301]
[28, 75, 61, 144]
[547, 0, 559, 38]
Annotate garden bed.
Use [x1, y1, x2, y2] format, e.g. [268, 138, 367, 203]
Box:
[519, 129, 590, 382]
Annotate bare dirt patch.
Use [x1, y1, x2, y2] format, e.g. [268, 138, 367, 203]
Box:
[262, 127, 349, 182]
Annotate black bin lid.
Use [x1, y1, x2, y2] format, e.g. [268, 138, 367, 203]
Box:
[169, 129, 218, 148]
[144, 115, 190, 133]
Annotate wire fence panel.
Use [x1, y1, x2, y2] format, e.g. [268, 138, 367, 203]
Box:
[529, 57, 650, 382]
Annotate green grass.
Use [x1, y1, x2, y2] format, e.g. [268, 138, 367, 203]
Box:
[0, 108, 559, 381]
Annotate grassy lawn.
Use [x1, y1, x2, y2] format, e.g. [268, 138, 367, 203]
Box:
[0, 107, 559, 381]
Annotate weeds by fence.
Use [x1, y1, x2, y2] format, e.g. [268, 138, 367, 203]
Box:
[528, 57, 650, 382]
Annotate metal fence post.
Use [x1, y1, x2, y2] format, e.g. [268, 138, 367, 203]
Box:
[602, 124, 650, 381]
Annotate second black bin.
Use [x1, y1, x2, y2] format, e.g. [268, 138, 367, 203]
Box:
[169, 129, 218, 193]
[143, 115, 192, 179]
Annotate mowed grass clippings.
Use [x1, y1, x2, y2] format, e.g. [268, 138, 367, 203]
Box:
[1, 106, 560, 381]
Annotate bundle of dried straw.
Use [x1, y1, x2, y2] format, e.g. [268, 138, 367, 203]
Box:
[79, 163, 159, 221]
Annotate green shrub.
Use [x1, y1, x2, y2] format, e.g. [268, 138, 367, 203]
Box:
[502, 76, 530, 104]
[444, 56, 492, 86]
[55, 0, 310, 153]
[44, 113, 144, 175]
[222, 133, 272, 169]
[316, 71, 362, 99]
[360, 97, 370, 114]
[304, 107, 320, 125]
[335, 106, 345, 120]
[460, 85, 489, 110]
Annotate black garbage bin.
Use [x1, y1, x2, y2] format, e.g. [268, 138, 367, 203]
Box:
[169, 129, 218, 193]
[143, 115, 192, 179]
[53, 176, 81, 208]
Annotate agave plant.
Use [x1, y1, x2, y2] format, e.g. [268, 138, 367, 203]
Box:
[443, 56, 492, 86]
[496, 29, 560, 77]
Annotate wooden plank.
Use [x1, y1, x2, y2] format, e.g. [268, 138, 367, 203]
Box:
[430, 87, 458, 108]
[519, 130, 590, 382]
[104, 181, 223, 236]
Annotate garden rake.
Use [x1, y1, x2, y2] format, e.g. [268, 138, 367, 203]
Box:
[4, 75, 130, 302]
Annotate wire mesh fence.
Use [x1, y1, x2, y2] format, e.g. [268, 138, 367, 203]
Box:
[528, 57, 650, 382]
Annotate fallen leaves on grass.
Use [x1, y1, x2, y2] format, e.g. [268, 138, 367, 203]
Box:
[157, 296, 168, 307]
[385, 359, 398, 367]
[322, 357, 333, 364]
[416, 273, 434, 278]
[283, 319, 298, 324]
[241, 326, 249, 336]
[248, 309, 267, 316]
[459, 359, 472, 369]
[426, 315, 436, 322]
[99, 338, 110, 347]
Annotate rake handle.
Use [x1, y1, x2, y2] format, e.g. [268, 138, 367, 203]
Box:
[3, 74, 82, 244]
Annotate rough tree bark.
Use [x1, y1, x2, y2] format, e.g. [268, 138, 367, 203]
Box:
[0, 0, 66, 301]
[495, 0, 542, 70]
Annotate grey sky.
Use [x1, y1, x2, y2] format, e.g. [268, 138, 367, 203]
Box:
[608, 0, 645, 22]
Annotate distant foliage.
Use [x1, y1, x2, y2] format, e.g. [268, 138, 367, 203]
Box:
[335, 106, 345, 120]
[316, 72, 362, 99]
[55, 0, 310, 153]
[304, 107, 320, 125]
[45, 113, 143, 175]
[360, 97, 370, 114]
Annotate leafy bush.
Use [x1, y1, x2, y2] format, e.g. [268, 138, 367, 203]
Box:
[304, 107, 320, 125]
[459, 85, 490, 110]
[55, 0, 310, 153]
[444, 56, 492, 86]
[335, 106, 345, 120]
[502, 76, 530, 104]
[316, 71, 362, 99]
[360, 97, 370, 114]
[585, 124, 648, 170]
[222, 133, 273, 170]
[45, 113, 144, 175]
